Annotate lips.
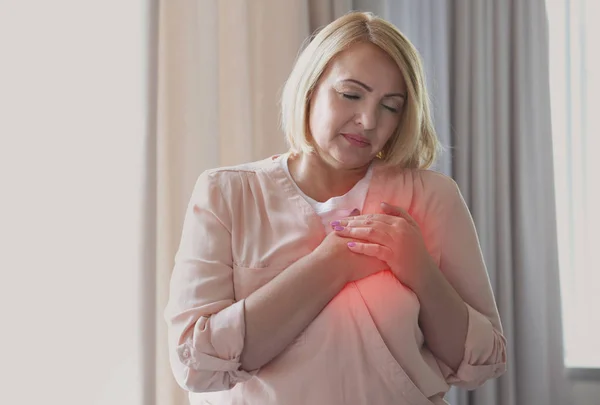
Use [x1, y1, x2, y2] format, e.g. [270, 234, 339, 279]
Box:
[342, 133, 371, 147]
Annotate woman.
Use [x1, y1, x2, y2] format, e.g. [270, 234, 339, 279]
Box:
[165, 11, 507, 405]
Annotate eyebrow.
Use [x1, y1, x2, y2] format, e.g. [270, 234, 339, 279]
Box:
[340, 79, 406, 99]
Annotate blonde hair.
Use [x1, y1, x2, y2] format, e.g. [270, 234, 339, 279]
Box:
[280, 11, 441, 169]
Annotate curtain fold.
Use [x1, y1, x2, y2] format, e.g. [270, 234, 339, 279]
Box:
[451, 2, 572, 403]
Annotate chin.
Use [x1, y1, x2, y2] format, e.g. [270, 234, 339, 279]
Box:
[330, 149, 374, 169]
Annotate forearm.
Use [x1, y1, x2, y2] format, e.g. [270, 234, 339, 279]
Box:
[241, 253, 346, 371]
[411, 261, 469, 371]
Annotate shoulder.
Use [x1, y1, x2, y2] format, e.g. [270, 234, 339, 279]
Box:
[413, 169, 460, 200]
[376, 164, 461, 202]
[198, 155, 281, 185]
[204, 156, 276, 177]
[194, 154, 285, 202]
[411, 170, 463, 212]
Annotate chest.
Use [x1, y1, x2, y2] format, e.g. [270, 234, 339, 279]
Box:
[228, 172, 440, 301]
[228, 185, 430, 342]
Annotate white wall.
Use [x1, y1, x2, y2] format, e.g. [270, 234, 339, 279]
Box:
[0, 1, 150, 404]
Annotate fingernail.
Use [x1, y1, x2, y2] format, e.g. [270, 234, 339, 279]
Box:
[330, 220, 341, 227]
[347, 242, 356, 247]
[350, 208, 360, 216]
[334, 225, 345, 231]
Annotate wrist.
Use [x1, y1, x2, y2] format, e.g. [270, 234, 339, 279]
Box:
[307, 251, 348, 291]
[404, 257, 438, 296]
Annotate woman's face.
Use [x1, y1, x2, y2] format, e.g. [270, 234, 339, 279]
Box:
[308, 41, 406, 169]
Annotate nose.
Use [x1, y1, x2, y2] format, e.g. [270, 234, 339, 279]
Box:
[354, 104, 378, 131]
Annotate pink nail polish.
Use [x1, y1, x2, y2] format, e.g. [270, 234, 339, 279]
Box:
[347, 242, 356, 247]
[330, 220, 341, 226]
[334, 225, 344, 231]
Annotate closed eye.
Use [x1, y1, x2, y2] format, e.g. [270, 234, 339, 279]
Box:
[382, 104, 400, 113]
[341, 91, 401, 113]
[342, 93, 360, 100]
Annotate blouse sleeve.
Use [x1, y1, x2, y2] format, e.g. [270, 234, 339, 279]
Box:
[163, 170, 255, 393]
[434, 178, 507, 389]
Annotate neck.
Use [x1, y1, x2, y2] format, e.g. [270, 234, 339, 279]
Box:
[287, 152, 371, 202]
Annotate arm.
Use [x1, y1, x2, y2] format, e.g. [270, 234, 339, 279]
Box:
[421, 179, 507, 389]
[164, 171, 349, 393]
[411, 258, 469, 372]
[241, 250, 346, 371]
[336, 179, 507, 390]
[243, 223, 391, 370]
[164, 171, 244, 393]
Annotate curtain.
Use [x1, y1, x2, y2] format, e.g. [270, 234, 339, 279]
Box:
[449, 1, 572, 403]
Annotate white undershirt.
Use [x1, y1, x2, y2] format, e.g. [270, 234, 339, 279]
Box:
[281, 154, 373, 233]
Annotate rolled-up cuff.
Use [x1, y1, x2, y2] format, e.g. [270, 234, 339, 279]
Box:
[176, 299, 256, 385]
[440, 304, 507, 389]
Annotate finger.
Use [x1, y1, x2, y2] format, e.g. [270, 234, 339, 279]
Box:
[334, 225, 392, 246]
[346, 241, 393, 262]
[380, 202, 419, 228]
[331, 217, 372, 228]
[332, 218, 390, 229]
[332, 213, 397, 227]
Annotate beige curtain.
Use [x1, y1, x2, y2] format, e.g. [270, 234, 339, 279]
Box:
[152, 1, 349, 404]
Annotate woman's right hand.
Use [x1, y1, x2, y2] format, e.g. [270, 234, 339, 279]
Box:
[311, 230, 389, 284]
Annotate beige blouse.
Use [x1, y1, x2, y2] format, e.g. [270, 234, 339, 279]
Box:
[164, 154, 507, 405]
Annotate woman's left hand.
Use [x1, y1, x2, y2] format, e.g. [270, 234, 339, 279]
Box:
[331, 202, 436, 289]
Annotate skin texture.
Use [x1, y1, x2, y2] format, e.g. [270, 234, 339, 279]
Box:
[242, 42, 467, 373]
